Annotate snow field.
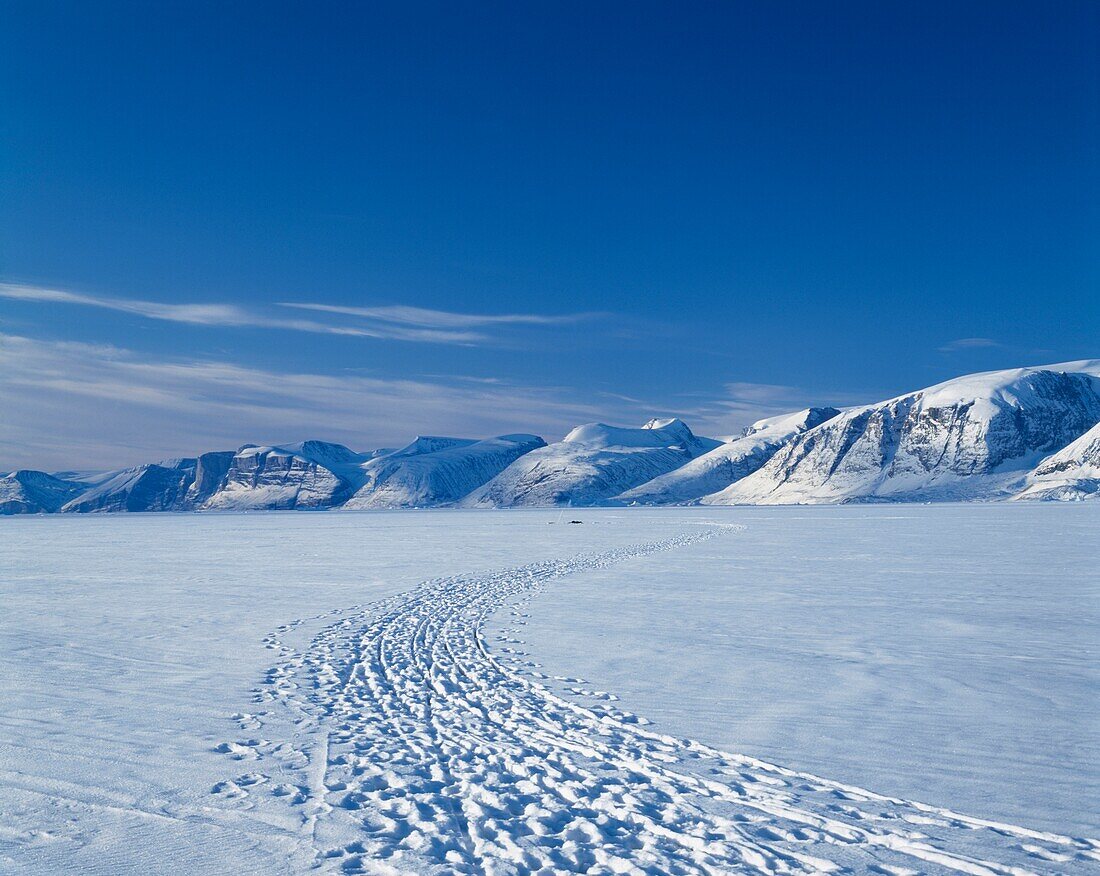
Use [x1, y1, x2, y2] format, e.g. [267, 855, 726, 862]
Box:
[1, 508, 1097, 874]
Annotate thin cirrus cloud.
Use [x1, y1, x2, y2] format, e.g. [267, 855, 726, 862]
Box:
[0, 329, 842, 470]
[0, 283, 592, 345]
[938, 337, 1001, 353]
[669, 380, 872, 439]
[278, 302, 599, 328]
[0, 332, 614, 471]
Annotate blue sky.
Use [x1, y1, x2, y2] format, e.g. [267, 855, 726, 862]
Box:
[2, 1, 1097, 469]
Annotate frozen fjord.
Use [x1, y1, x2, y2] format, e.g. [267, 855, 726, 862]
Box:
[0, 507, 1096, 874]
[520, 505, 1100, 838]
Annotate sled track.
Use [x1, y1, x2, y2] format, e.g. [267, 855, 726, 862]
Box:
[218, 526, 1099, 875]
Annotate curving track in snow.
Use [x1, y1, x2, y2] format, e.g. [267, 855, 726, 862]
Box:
[217, 525, 1099, 875]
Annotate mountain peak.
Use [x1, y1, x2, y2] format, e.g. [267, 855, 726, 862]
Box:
[5, 360, 1099, 513]
[643, 417, 686, 432]
[706, 364, 1100, 505]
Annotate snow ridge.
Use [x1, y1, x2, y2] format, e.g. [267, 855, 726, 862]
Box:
[4, 434, 546, 513]
[0, 469, 84, 514]
[619, 408, 840, 505]
[345, 434, 546, 509]
[62, 458, 200, 513]
[464, 419, 721, 507]
[216, 527, 1099, 875]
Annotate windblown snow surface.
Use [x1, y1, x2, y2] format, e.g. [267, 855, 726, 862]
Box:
[1, 508, 1097, 875]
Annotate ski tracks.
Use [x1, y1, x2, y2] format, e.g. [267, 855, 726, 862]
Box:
[214, 525, 1100, 875]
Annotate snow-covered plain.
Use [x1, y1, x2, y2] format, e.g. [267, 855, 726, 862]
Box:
[0, 508, 1096, 874]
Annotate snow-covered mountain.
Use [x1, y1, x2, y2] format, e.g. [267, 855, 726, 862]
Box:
[705, 361, 1100, 505]
[0, 470, 84, 514]
[1014, 420, 1100, 501]
[62, 458, 202, 513]
[343, 434, 545, 509]
[4, 360, 1100, 513]
[617, 408, 840, 505]
[0, 434, 549, 513]
[201, 441, 370, 511]
[54, 442, 369, 513]
[463, 418, 721, 507]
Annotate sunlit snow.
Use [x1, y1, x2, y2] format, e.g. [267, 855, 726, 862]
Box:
[1, 507, 1096, 874]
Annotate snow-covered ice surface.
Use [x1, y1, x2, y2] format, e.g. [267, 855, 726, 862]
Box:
[1, 508, 1097, 874]
[520, 506, 1100, 840]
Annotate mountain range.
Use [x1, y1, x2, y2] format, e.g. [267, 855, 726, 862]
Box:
[3, 360, 1099, 514]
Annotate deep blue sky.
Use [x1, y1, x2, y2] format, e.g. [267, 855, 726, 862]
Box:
[2, 1, 1098, 468]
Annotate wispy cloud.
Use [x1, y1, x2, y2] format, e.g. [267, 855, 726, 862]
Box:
[672, 382, 807, 438]
[0, 282, 592, 346]
[938, 337, 1001, 353]
[279, 302, 598, 328]
[669, 381, 868, 439]
[0, 329, 881, 470]
[0, 332, 613, 470]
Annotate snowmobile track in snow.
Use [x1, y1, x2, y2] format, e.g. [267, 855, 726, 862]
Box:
[219, 525, 1100, 875]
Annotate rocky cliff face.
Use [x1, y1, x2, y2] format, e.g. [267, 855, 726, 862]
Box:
[705, 362, 1100, 504]
[185, 451, 236, 506]
[201, 442, 365, 511]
